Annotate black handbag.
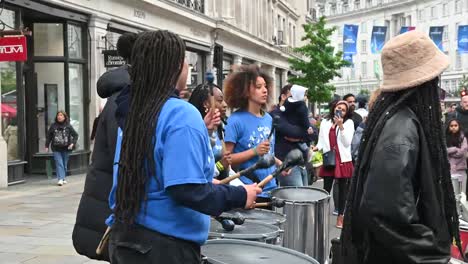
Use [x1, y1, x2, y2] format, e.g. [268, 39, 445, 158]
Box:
[323, 149, 336, 169]
[323, 127, 339, 169]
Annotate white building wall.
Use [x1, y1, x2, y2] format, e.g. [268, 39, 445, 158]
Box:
[318, 0, 468, 100]
[45, 0, 312, 125]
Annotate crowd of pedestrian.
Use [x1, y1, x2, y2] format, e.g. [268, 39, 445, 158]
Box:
[67, 29, 468, 263]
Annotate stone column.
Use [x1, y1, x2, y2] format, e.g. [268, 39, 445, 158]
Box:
[281, 69, 289, 86]
[88, 15, 110, 135]
[262, 65, 276, 108]
[232, 55, 242, 71]
[0, 76, 7, 188]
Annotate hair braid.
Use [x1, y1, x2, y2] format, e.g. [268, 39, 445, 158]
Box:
[341, 78, 462, 259]
[114, 31, 186, 224]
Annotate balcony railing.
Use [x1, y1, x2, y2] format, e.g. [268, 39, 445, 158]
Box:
[277, 45, 304, 59]
[171, 0, 205, 14]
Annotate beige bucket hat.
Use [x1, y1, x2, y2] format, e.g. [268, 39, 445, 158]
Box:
[380, 30, 450, 92]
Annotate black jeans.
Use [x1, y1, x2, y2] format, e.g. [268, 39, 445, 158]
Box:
[323, 177, 349, 215]
[109, 222, 200, 264]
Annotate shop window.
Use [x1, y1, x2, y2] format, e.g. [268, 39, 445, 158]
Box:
[35, 63, 65, 153]
[186, 50, 204, 90]
[1, 61, 18, 161]
[68, 24, 83, 58]
[34, 23, 64, 56]
[0, 9, 19, 161]
[69, 64, 84, 150]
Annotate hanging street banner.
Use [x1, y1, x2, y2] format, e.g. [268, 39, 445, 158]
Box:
[343, 53, 353, 66]
[343, 24, 359, 55]
[458, 25, 468, 53]
[429, 26, 444, 51]
[371, 26, 387, 54]
[400, 26, 416, 34]
[0, 36, 27, 62]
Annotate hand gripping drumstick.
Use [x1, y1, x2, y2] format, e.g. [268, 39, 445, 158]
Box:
[219, 155, 276, 184]
[257, 149, 304, 188]
[254, 198, 286, 208]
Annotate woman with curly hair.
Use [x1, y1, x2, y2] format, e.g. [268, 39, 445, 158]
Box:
[224, 64, 284, 206]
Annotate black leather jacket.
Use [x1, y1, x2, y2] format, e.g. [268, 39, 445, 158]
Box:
[352, 107, 451, 264]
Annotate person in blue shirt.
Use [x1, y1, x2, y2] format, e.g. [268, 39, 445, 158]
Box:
[105, 31, 261, 264]
[224, 65, 286, 206]
[188, 82, 230, 180]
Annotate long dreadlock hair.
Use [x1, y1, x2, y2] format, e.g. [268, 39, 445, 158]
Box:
[341, 78, 462, 258]
[114, 31, 186, 224]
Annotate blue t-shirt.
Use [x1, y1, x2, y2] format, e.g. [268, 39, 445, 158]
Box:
[106, 98, 214, 245]
[212, 131, 223, 161]
[224, 110, 277, 197]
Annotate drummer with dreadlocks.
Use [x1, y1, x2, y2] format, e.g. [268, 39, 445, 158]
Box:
[104, 31, 261, 263]
[341, 30, 462, 263]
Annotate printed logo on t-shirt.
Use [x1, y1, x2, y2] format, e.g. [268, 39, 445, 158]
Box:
[247, 125, 271, 150]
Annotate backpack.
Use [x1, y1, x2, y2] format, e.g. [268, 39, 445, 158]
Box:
[52, 127, 70, 148]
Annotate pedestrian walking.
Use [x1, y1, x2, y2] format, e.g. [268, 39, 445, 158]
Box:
[105, 31, 260, 264]
[315, 100, 354, 228]
[446, 118, 468, 215]
[341, 30, 461, 263]
[45, 111, 78, 186]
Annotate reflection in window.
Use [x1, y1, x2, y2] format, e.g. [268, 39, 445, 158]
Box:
[69, 64, 84, 150]
[186, 51, 204, 90]
[1, 61, 18, 161]
[34, 23, 64, 56]
[68, 24, 83, 58]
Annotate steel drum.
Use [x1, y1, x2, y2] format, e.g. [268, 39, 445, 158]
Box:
[220, 208, 287, 244]
[201, 239, 320, 264]
[209, 219, 280, 244]
[220, 208, 286, 228]
[271, 187, 330, 264]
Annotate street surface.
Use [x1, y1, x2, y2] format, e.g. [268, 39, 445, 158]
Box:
[0, 174, 339, 264]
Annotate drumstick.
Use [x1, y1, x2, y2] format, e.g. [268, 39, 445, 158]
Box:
[257, 149, 304, 188]
[219, 155, 276, 184]
[254, 202, 270, 208]
[253, 199, 285, 208]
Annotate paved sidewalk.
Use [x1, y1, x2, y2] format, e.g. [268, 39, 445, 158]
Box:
[0, 174, 104, 264]
[0, 174, 340, 264]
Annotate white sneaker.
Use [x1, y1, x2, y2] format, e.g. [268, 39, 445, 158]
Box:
[57, 180, 63, 186]
[63, 180, 67, 184]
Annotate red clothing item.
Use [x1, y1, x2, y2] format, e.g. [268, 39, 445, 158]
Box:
[319, 127, 354, 178]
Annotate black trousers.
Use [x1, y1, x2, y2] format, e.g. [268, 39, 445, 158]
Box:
[323, 177, 349, 215]
[109, 222, 200, 264]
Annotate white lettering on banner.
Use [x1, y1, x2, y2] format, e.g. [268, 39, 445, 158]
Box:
[0, 45, 23, 54]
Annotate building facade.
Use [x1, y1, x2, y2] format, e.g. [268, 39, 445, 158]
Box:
[315, 0, 468, 100]
[0, 0, 314, 187]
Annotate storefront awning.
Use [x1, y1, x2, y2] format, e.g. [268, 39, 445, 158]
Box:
[1, 103, 16, 118]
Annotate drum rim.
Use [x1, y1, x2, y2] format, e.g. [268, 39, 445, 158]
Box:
[209, 220, 280, 240]
[271, 186, 330, 204]
[220, 208, 286, 224]
[202, 239, 320, 263]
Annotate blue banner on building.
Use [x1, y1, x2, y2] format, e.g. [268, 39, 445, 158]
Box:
[343, 24, 359, 55]
[400, 26, 415, 34]
[459, 25, 468, 53]
[429, 26, 444, 51]
[343, 53, 353, 66]
[371, 26, 387, 54]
